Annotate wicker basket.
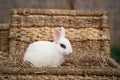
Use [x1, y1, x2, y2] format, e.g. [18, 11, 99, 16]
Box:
[1, 9, 120, 80]
[9, 9, 110, 65]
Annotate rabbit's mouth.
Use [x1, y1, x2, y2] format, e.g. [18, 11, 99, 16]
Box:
[68, 53, 72, 57]
[64, 53, 71, 57]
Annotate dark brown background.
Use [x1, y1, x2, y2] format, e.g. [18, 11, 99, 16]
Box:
[0, 0, 120, 44]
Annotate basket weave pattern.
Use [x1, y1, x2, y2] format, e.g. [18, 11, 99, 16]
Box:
[9, 9, 110, 66]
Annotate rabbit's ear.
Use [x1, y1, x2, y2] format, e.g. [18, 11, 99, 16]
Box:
[60, 27, 65, 38]
[53, 28, 61, 43]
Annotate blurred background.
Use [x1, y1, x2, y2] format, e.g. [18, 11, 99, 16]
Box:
[0, 0, 120, 63]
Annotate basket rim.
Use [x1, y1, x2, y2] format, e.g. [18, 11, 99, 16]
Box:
[1, 67, 120, 77]
[10, 9, 107, 16]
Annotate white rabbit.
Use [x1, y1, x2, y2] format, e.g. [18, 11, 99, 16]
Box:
[23, 27, 72, 67]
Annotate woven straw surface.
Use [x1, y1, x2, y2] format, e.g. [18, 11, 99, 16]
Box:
[0, 24, 9, 55]
[9, 9, 110, 66]
[0, 75, 119, 80]
[1, 9, 120, 79]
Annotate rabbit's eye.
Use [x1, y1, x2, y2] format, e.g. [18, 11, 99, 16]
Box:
[60, 44, 66, 49]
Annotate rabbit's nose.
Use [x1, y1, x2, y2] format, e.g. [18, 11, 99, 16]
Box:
[68, 53, 72, 57]
[68, 51, 72, 55]
[69, 52, 72, 54]
[69, 50, 73, 54]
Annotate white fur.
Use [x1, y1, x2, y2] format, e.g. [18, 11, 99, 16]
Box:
[23, 27, 72, 67]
